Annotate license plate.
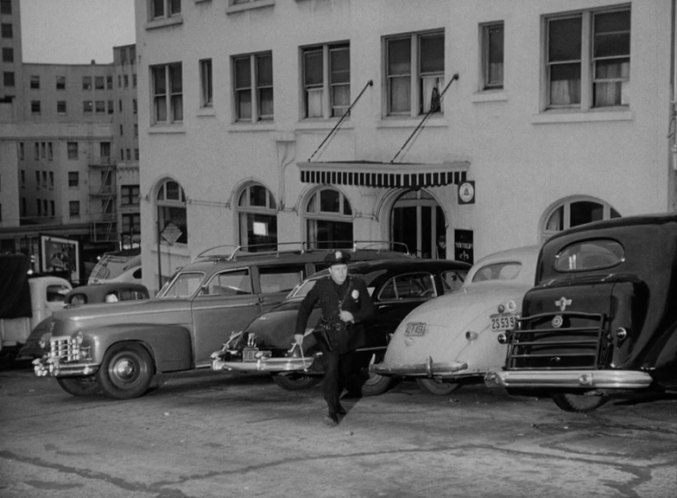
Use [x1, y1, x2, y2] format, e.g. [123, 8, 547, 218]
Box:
[490, 313, 516, 332]
[404, 322, 426, 337]
[242, 347, 259, 361]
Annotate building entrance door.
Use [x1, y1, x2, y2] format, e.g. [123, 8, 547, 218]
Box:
[391, 190, 446, 259]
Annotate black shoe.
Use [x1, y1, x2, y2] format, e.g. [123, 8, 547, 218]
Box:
[324, 413, 339, 427]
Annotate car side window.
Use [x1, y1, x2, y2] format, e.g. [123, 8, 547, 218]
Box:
[161, 272, 205, 298]
[259, 265, 304, 293]
[377, 272, 436, 300]
[69, 293, 87, 305]
[204, 269, 252, 296]
[47, 284, 70, 302]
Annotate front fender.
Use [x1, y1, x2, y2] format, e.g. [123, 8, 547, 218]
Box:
[86, 324, 193, 373]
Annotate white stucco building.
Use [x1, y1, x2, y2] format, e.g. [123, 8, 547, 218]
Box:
[136, 0, 677, 292]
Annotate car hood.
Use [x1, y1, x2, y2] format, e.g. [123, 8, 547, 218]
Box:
[45, 299, 192, 337]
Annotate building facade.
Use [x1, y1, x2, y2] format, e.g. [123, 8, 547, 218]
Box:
[136, 0, 677, 293]
[0, 0, 140, 283]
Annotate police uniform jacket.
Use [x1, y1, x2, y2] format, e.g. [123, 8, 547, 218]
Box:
[295, 275, 374, 354]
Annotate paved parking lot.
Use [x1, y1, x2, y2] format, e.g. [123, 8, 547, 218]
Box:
[1, 363, 676, 498]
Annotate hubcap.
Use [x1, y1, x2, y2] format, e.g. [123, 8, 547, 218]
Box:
[113, 358, 136, 381]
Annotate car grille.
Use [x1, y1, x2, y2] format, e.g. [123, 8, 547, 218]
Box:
[49, 335, 86, 362]
[506, 311, 607, 369]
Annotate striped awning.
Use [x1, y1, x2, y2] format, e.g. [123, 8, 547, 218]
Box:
[298, 161, 470, 188]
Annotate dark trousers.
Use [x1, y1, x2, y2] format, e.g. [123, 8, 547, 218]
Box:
[322, 350, 359, 414]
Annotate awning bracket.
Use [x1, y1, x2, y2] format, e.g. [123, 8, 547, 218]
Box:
[390, 73, 459, 164]
[307, 79, 374, 162]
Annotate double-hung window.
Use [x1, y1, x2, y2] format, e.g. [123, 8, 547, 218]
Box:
[199, 58, 213, 108]
[233, 52, 273, 122]
[151, 63, 183, 124]
[151, 0, 181, 19]
[385, 30, 444, 117]
[546, 7, 630, 110]
[481, 22, 504, 90]
[302, 43, 350, 118]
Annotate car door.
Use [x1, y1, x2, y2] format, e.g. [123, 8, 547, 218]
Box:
[191, 267, 261, 366]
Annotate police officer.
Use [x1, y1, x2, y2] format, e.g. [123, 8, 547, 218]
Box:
[294, 250, 374, 427]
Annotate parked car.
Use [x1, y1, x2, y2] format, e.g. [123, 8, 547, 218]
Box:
[372, 246, 539, 395]
[485, 213, 677, 412]
[32, 243, 411, 399]
[211, 258, 470, 396]
[88, 248, 142, 285]
[17, 282, 151, 360]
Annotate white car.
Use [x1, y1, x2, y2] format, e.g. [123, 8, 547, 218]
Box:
[372, 245, 540, 394]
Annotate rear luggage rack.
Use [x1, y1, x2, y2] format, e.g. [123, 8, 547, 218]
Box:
[193, 240, 411, 262]
[506, 311, 607, 370]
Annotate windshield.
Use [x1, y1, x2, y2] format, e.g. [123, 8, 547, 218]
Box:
[157, 272, 205, 299]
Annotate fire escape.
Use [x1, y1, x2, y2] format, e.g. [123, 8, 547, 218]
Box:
[89, 160, 117, 243]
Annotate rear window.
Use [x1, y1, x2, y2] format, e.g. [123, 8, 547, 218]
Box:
[47, 284, 70, 302]
[472, 262, 522, 283]
[554, 239, 624, 272]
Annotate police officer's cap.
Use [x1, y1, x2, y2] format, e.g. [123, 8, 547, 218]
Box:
[324, 250, 351, 265]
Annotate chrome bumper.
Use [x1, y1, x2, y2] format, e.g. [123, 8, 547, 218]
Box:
[212, 356, 315, 373]
[371, 356, 469, 379]
[484, 369, 653, 390]
[33, 355, 99, 377]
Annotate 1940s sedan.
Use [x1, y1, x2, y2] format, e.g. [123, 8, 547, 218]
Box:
[211, 259, 470, 396]
[32, 244, 410, 399]
[486, 213, 677, 412]
[372, 246, 539, 394]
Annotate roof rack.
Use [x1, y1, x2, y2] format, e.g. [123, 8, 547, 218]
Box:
[192, 240, 410, 263]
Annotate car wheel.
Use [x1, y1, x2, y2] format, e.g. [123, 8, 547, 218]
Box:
[360, 372, 393, 396]
[96, 343, 154, 399]
[56, 376, 101, 396]
[416, 378, 461, 395]
[271, 372, 321, 391]
[552, 393, 608, 413]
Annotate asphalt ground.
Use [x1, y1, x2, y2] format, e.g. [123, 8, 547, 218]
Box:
[1, 363, 676, 498]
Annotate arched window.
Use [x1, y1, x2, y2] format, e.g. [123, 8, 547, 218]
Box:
[542, 197, 620, 241]
[156, 179, 187, 244]
[237, 183, 278, 251]
[305, 187, 353, 249]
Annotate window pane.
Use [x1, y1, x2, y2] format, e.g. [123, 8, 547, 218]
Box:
[570, 201, 603, 227]
[153, 67, 166, 94]
[420, 34, 444, 74]
[169, 64, 182, 92]
[388, 38, 411, 75]
[330, 46, 350, 84]
[304, 50, 323, 86]
[319, 189, 339, 212]
[235, 58, 251, 88]
[257, 54, 272, 86]
[259, 88, 273, 117]
[548, 17, 581, 62]
[549, 64, 581, 105]
[389, 77, 411, 113]
[249, 185, 267, 206]
[165, 181, 180, 200]
[171, 95, 183, 121]
[237, 91, 252, 119]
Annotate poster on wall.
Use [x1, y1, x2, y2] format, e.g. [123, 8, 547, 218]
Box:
[40, 235, 80, 283]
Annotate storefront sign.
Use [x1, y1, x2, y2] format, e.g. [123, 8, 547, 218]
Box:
[454, 229, 474, 264]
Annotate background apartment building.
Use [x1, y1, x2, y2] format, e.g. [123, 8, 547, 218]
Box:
[132, 0, 674, 292]
[0, 0, 139, 283]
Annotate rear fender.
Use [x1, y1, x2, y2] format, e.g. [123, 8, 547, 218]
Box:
[88, 324, 193, 373]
